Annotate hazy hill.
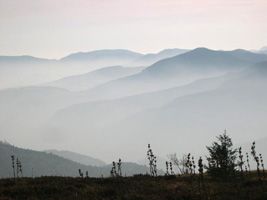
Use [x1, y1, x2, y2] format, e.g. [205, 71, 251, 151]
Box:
[1, 48, 267, 162]
[258, 46, 267, 54]
[0, 55, 54, 63]
[228, 49, 267, 63]
[0, 86, 90, 146]
[95, 64, 267, 160]
[244, 61, 267, 77]
[45, 149, 106, 166]
[0, 56, 62, 89]
[0, 141, 100, 178]
[2, 48, 264, 91]
[143, 48, 267, 77]
[84, 48, 267, 100]
[61, 49, 143, 65]
[130, 48, 189, 66]
[47, 75, 227, 141]
[0, 57, 85, 90]
[46, 66, 145, 91]
[0, 142, 153, 178]
[44, 63, 267, 161]
[0, 49, 143, 90]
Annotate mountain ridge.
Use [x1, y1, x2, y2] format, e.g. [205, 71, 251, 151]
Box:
[60, 49, 143, 62]
[45, 66, 145, 91]
[82, 48, 267, 100]
[0, 141, 155, 178]
[45, 149, 106, 166]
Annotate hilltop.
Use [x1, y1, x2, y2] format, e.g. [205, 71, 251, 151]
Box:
[0, 142, 153, 178]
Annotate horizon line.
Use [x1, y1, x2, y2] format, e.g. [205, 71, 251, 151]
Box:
[0, 46, 265, 60]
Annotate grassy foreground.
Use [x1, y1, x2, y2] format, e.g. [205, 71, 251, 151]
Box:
[0, 174, 267, 200]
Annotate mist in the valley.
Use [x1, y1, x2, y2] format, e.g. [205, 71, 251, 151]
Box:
[0, 50, 143, 90]
[0, 47, 267, 168]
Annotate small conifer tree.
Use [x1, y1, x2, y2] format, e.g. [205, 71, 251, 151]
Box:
[206, 131, 237, 179]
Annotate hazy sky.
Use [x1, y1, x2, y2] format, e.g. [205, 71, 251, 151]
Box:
[0, 0, 266, 58]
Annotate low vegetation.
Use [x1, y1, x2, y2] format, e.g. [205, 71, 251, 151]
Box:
[0, 132, 266, 199]
[0, 173, 266, 200]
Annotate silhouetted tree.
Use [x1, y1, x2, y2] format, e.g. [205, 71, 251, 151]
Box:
[198, 157, 204, 178]
[14, 158, 23, 178]
[186, 153, 195, 175]
[147, 144, 157, 176]
[117, 158, 122, 177]
[110, 161, 117, 177]
[251, 141, 261, 180]
[78, 169, 83, 178]
[206, 131, 237, 179]
[10, 155, 15, 179]
[198, 157, 205, 199]
[18, 159, 23, 177]
[110, 159, 122, 177]
[238, 147, 244, 176]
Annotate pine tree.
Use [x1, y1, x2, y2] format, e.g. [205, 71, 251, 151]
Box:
[206, 131, 237, 179]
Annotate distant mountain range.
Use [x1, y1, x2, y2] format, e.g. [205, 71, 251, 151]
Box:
[0, 141, 154, 178]
[0, 55, 54, 63]
[45, 66, 145, 91]
[82, 48, 267, 100]
[92, 63, 267, 159]
[0, 48, 187, 90]
[0, 49, 142, 90]
[141, 48, 267, 77]
[61, 49, 142, 61]
[44, 60, 267, 160]
[0, 47, 267, 162]
[130, 48, 189, 66]
[60, 49, 143, 67]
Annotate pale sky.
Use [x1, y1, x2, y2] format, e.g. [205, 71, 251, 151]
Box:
[0, 0, 266, 59]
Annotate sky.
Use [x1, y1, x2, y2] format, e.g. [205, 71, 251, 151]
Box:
[0, 0, 267, 59]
